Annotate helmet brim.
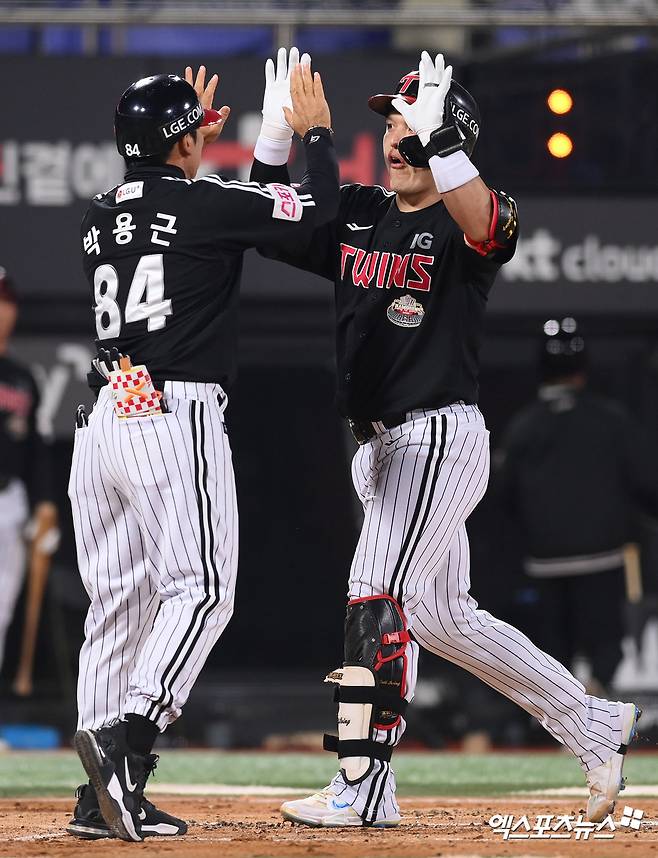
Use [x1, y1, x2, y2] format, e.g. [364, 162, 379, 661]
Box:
[368, 93, 415, 116]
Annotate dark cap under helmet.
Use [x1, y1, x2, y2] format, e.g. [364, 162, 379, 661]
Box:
[368, 69, 480, 167]
[115, 74, 209, 161]
[539, 317, 587, 382]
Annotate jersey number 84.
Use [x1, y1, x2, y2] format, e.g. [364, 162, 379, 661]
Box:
[94, 254, 173, 340]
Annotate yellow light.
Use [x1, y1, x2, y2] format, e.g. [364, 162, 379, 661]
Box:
[547, 88, 573, 114]
[547, 132, 573, 158]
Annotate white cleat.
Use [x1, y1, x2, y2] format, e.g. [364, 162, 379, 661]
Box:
[280, 788, 401, 828]
[586, 702, 642, 823]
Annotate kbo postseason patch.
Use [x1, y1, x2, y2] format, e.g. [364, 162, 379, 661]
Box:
[387, 294, 425, 328]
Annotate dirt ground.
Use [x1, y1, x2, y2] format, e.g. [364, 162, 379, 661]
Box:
[1, 796, 657, 858]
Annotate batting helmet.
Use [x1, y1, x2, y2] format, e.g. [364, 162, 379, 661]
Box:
[368, 70, 480, 168]
[115, 74, 215, 161]
[539, 317, 587, 382]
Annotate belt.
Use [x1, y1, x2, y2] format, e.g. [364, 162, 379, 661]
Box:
[348, 413, 408, 445]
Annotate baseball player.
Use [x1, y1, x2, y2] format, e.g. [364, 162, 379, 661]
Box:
[67, 58, 338, 842]
[0, 269, 57, 681]
[252, 51, 640, 828]
[497, 318, 658, 694]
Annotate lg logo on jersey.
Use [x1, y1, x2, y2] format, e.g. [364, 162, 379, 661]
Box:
[410, 232, 433, 250]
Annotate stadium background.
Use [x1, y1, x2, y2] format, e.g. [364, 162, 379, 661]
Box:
[1, 0, 658, 763]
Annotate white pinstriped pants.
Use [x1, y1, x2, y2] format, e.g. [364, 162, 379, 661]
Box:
[332, 404, 625, 824]
[0, 480, 29, 673]
[68, 381, 238, 732]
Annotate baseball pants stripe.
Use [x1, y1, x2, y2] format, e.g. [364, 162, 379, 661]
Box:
[145, 400, 221, 722]
[69, 382, 238, 732]
[412, 524, 623, 770]
[336, 403, 625, 823]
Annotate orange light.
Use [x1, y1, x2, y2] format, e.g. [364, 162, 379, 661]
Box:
[547, 132, 573, 158]
[547, 88, 573, 114]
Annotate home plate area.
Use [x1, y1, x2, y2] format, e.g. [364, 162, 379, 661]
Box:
[1, 796, 658, 858]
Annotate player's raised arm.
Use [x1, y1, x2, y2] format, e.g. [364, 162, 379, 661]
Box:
[200, 55, 339, 248]
[393, 51, 517, 255]
[283, 59, 339, 222]
[251, 46, 306, 177]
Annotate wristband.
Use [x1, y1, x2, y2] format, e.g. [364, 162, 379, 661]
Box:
[302, 126, 333, 144]
[253, 134, 292, 167]
[429, 150, 479, 193]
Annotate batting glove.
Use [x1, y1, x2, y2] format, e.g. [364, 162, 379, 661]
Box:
[392, 51, 452, 147]
[256, 47, 311, 164]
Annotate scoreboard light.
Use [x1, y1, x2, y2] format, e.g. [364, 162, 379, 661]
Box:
[547, 88, 573, 115]
[547, 132, 573, 159]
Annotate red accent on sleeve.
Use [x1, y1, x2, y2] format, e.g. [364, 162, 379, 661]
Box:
[464, 189, 504, 257]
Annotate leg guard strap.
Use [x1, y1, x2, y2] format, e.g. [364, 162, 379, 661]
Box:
[323, 734, 393, 763]
[333, 685, 409, 716]
[345, 595, 410, 728]
[325, 595, 411, 781]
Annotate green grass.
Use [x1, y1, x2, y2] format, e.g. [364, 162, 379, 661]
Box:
[1, 750, 656, 798]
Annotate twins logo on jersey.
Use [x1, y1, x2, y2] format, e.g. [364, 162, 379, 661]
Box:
[340, 243, 434, 292]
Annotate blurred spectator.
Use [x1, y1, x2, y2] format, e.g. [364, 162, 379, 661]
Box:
[495, 317, 658, 694]
[0, 268, 56, 681]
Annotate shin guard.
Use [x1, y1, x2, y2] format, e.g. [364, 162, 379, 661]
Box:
[324, 595, 410, 782]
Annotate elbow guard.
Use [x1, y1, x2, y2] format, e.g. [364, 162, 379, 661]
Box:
[323, 595, 410, 782]
[465, 189, 518, 257]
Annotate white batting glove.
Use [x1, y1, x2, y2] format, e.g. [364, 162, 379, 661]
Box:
[255, 47, 311, 165]
[392, 51, 452, 147]
[261, 46, 313, 140]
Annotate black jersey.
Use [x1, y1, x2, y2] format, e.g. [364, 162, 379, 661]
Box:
[251, 166, 517, 419]
[497, 389, 658, 562]
[81, 132, 338, 391]
[0, 354, 51, 503]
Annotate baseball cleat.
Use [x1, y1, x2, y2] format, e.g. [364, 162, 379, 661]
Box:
[66, 782, 187, 839]
[280, 788, 401, 828]
[73, 722, 147, 842]
[586, 703, 642, 823]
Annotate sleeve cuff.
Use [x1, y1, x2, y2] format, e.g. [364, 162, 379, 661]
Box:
[429, 150, 479, 193]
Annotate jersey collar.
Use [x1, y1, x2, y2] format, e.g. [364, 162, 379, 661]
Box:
[124, 163, 187, 181]
[393, 197, 445, 216]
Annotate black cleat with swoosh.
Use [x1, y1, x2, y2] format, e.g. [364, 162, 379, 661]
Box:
[73, 722, 150, 842]
[66, 781, 188, 839]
